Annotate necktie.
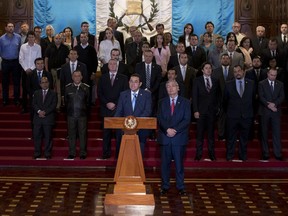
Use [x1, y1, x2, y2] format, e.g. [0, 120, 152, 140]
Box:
[132, 93, 137, 111]
[239, 80, 243, 97]
[270, 81, 274, 93]
[38, 71, 41, 83]
[272, 51, 275, 57]
[136, 43, 140, 56]
[206, 78, 211, 92]
[284, 35, 287, 43]
[192, 46, 196, 54]
[171, 98, 175, 115]
[229, 52, 233, 59]
[110, 73, 115, 86]
[256, 69, 260, 79]
[71, 63, 75, 73]
[146, 64, 151, 89]
[224, 66, 228, 80]
[182, 66, 186, 81]
[259, 37, 262, 44]
[43, 90, 47, 103]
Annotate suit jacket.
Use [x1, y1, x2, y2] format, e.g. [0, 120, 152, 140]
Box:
[33, 89, 57, 125]
[276, 35, 288, 51]
[192, 76, 220, 114]
[258, 79, 285, 115]
[101, 61, 130, 78]
[157, 96, 191, 146]
[245, 68, 267, 93]
[261, 48, 287, 69]
[97, 72, 129, 117]
[126, 41, 143, 74]
[212, 66, 229, 95]
[28, 70, 53, 95]
[135, 62, 162, 95]
[174, 65, 196, 99]
[224, 78, 255, 119]
[60, 61, 88, 96]
[251, 36, 269, 56]
[124, 36, 147, 51]
[185, 46, 207, 70]
[114, 88, 152, 117]
[150, 35, 157, 48]
[99, 29, 125, 62]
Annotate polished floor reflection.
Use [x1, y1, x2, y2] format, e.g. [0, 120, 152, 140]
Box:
[0, 167, 288, 215]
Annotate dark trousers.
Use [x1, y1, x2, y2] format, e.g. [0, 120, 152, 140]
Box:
[67, 116, 87, 157]
[33, 124, 53, 157]
[195, 113, 215, 158]
[161, 144, 186, 191]
[1, 59, 21, 102]
[260, 112, 282, 158]
[226, 117, 253, 161]
[217, 109, 226, 138]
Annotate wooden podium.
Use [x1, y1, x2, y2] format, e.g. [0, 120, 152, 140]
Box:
[104, 116, 156, 215]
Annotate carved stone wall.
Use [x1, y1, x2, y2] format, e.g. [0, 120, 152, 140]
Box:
[235, 0, 288, 38]
[0, 0, 33, 35]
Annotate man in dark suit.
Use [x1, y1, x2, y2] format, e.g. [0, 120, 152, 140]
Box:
[28, 58, 53, 100]
[174, 53, 196, 100]
[124, 25, 147, 51]
[251, 26, 269, 56]
[258, 69, 285, 161]
[98, 18, 125, 62]
[73, 21, 98, 51]
[60, 49, 88, 100]
[126, 30, 144, 75]
[185, 34, 206, 70]
[157, 80, 191, 196]
[224, 65, 255, 161]
[193, 62, 219, 161]
[150, 23, 164, 48]
[276, 23, 288, 51]
[32, 77, 57, 159]
[114, 73, 152, 157]
[212, 53, 231, 140]
[135, 50, 162, 116]
[97, 59, 129, 159]
[101, 48, 130, 77]
[261, 38, 286, 69]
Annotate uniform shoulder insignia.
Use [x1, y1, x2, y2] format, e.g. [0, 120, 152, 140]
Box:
[66, 83, 72, 87]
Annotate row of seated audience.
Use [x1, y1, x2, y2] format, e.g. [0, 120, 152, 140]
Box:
[0, 19, 287, 164]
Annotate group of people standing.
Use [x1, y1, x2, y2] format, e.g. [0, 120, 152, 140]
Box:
[0, 18, 287, 196]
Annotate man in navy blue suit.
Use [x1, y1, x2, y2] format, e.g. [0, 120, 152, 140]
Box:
[224, 65, 255, 161]
[114, 73, 152, 157]
[157, 80, 191, 196]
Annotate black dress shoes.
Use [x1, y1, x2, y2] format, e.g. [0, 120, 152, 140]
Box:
[67, 155, 75, 159]
[209, 155, 216, 161]
[45, 156, 51, 160]
[275, 156, 283, 161]
[160, 188, 169, 195]
[178, 189, 187, 196]
[3, 101, 9, 106]
[80, 155, 86, 160]
[34, 155, 41, 159]
[194, 156, 201, 161]
[261, 156, 269, 161]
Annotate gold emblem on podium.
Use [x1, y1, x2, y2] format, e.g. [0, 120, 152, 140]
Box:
[124, 116, 138, 130]
[126, 0, 142, 15]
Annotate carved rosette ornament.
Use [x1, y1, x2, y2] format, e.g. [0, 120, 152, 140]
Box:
[123, 116, 138, 130]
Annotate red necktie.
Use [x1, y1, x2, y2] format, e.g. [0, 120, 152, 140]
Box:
[171, 98, 175, 115]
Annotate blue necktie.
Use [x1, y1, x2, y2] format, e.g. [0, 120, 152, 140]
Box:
[239, 80, 243, 97]
[132, 93, 137, 111]
[38, 71, 41, 83]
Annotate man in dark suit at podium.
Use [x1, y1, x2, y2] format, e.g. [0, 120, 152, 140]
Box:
[157, 80, 191, 196]
[114, 73, 152, 157]
[32, 77, 57, 159]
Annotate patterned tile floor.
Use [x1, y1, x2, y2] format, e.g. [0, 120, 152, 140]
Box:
[0, 168, 288, 215]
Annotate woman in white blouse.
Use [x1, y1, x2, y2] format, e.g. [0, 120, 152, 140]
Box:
[98, 27, 122, 65]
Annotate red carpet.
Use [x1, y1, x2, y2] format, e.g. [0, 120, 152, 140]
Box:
[0, 102, 287, 168]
